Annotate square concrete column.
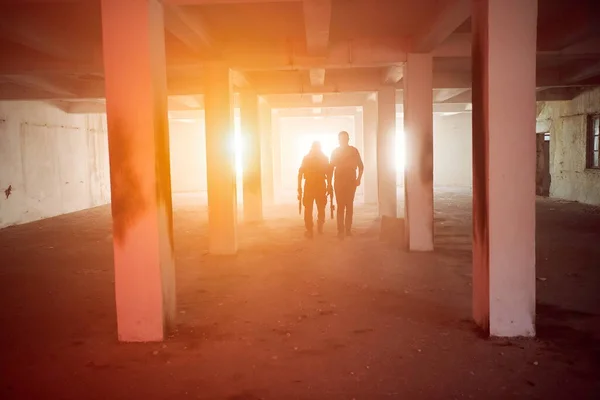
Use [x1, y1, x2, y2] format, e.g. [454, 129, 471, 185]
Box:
[403, 54, 434, 251]
[272, 112, 282, 203]
[101, 0, 175, 342]
[204, 63, 238, 254]
[377, 87, 397, 217]
[259, 99, 275, 207]
[472, 0, 537, 337]
[354, 109, 365, 201]
[363, 100, 379, 205]
[240, 91, 263, 222]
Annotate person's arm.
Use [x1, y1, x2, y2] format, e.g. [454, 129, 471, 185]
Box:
[328, 150, 337, 191]
[356, 148, 364, 185]
[298, 157, 306, 193]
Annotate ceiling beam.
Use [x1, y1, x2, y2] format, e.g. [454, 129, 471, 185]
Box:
[45, 96, 209, 114]
[411, 0, 470, 53]
[0, 7, 92, 62]
[563, 60, 600, 84]
[0, 36, 413, 75]
[309, 68, 326, 86]
[311, 94, 323, 103]
[171, 95, 204, 109]
[221, 37, 412, 71]
[272, 103, 473, 115]
[381, 65, 404, 84]
[303, 0, 332, 56]
[58, 99, 106, 114]
[275, 106, 359, 117]
[251, 68, 383, 95]
[430, 103, 472, 114]
[0, 83, 65, 100]
[231, 70, 251, 88]
[536, 87, 588, 102]
[17, 32, 600, 76]
[303, 1, 331, 87]
[3, 75, 79, 97]
[433, 88, 470, 102]
[266, 93, 368, 109]
[164, 5, 216, 54]
[2, 67, 599, 101]
[537, 1, 600, 52]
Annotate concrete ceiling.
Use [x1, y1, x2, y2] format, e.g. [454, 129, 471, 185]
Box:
[0, 0, 599, 111]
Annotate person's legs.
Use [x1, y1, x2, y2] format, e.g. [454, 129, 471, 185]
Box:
[345, 184, 357, 235]
[316, 192, 326, 233]
[335, 185, 345, 235]
[304, 192, 315, 236]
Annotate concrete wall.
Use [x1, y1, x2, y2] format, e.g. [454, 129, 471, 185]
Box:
[0, 105, 209, 229]
[168, 111, 207, 194]
[433, 113, 472, 188]
[539, 88, 600, 205]
[0, 103, 474, 229]
[397, 112, 472, 188]
[0, 101, 111, 229]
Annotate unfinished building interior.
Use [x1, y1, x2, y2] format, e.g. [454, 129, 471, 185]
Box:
[1, 0, 599, 399]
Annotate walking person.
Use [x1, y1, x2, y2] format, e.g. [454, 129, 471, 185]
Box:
[297, 141, 333, 238]
[330, 131, 364, 239]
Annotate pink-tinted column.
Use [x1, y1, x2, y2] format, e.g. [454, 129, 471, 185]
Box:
[204, 63, 238, 254]
[472, 0, 537, 337]
[354, 109, 365, 201]
[240, 91, 263, 222]
[363, 100, 379, 205]
[403, 54, 434, 251]
[259, 98, 275, 207]
[272, 112, 282, 203]
[377, 87, 397, 217]
[101, 0, 175, 342]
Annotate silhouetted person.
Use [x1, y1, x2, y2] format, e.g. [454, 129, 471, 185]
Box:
[330, 131, 364, 239]
[298, 141, 332, 238]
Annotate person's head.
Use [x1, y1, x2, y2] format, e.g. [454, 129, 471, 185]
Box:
[310, 140, 322, 154]
[338, 131, 350, 147]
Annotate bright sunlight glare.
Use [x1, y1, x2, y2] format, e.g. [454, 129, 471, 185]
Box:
[232, 117, 405, 184]
[295, 133, 338, 162]
[234, 116, 243, 179]
[396, 126, 406, 173]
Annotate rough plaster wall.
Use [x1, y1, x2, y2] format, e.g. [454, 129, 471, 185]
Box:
[0, 101, 110, 228]
[541, 88, 600, 205]
[396, 113, 471, 188]
[433, 113, 472, 187]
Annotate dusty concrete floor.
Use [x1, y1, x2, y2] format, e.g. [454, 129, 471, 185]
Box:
[0, 191, 599, 400]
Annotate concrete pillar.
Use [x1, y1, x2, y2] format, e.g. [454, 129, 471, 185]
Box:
[354, 109, 364, 201]
[363, 100, 379, 205]
[100, 0, 175, 342]
[204, 63, 238, 254]
[272, 112, 282, 203]
[377, 87, 397, 217]
[259, 98, 275, 207]
[240, 91, 263, 222]
[472, 0, 537, 337]
[403, 53, 434, 251]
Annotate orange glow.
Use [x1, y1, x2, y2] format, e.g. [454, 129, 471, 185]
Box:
[294, 132, 338, 163]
